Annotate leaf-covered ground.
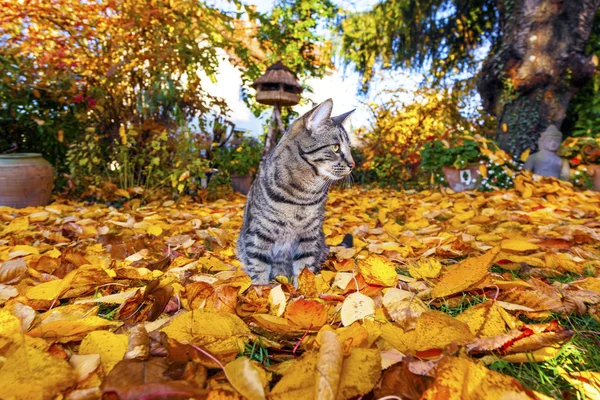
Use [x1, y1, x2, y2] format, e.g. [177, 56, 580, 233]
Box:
[1, 173, 600, 400]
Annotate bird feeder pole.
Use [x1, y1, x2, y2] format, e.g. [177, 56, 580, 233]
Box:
[252, 61, 303, 161]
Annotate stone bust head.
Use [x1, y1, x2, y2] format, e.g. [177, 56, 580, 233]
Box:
[538, 125, 562, 152]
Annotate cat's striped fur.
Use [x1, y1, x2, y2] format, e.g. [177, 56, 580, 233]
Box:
[237, 99, 355, 284]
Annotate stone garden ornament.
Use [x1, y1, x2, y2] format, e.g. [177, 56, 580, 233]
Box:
[524, 125, 570, 181]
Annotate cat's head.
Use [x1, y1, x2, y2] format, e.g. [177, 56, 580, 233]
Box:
[288, 99, 355, 180]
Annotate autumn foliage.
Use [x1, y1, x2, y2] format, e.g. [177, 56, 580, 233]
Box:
[1, 173, 599, 399]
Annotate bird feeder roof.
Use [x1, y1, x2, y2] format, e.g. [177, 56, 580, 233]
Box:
[252, 61, 303, 94]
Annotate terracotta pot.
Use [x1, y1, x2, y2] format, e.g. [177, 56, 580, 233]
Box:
[230, 174, 253, 195]
[587, 164, 600, 191]
[0, 153, 54, 208]
[442, 165, 482, 192]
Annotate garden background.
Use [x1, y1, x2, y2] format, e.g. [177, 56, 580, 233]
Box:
[1, 1, 600, 399]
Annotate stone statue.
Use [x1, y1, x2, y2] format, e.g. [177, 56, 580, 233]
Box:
[523, 125, 570, 181]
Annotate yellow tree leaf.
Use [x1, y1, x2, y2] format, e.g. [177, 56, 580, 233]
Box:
[558, 369, 600, 399]
[340, 292, 375, 327]
[421, 356, 543, 399]
[297, 267, 318, 298]
[382, 288, 428, 329]
[408, 258, 442, 279]
[79, 330, 128, 374]
[28, 315, 121, 342]
[315, 330, 343, 400]
[380, 310, 474, 354]
[500, 239, 540, 252]
[336, 347, 382, 400]
[270, 352, 318, 400]
[455, 301, 514, 338]
[0, 343, 77, 400]
[160, 309, 251, 350]
[357, 255, 398, 286]
[268, 284, 287, 317]
[431, 247, 500, 298]
[69, 353, 101, 381]
[224, 357, 267, 400]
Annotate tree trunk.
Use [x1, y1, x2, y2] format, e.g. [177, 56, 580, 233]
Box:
[478, 0, 599, 158]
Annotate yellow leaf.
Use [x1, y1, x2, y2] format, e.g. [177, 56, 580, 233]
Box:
[520, 148, 531, 162]
[197, 256, 233, 272]
[502, 346, 561, 363]
[11, 245, 39, 255]
[224, 357, 267, 400]
[336, 348, 382, 400]
[479, 164, 488, 178]
[26, 278, 69, 302]
[382, 288, 428, 328]
[455, 301, 513, 338]
[422, 356, 543, 400]
[431, 247, 500, 298]
[1, 217, 29, 237]
[315, 323, 369, 354]
[269, 284, 286, 317]
[270, 352, 318, 400]
[69, 353, 101, 381]
[380, 311, 474, 354]
[147, 224, 163, 236]
[358, 255, 398, 286]
[28, 315, 121, 342]
[408, 258, 442, 279]
[114, 188, 130, 199]
[0, 344, 77, 400]
[0, 308, 21, 337]
[558, 368, 600, 399]
[500, 240, 540, 252]
[160, 309, 250, 349]
[340, 292, 375, 327]
[80, 330, 128, 374]
[315, 331, 343, 400]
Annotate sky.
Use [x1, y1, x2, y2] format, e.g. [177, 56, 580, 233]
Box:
[200, 0, 406, 142]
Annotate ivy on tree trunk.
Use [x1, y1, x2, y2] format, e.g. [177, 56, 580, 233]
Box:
[478, 0, 599, 158]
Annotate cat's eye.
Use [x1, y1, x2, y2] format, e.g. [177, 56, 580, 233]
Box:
[331, 144, 340, 153]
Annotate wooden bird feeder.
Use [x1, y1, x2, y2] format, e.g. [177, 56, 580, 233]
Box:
[252, 61, 303, 158]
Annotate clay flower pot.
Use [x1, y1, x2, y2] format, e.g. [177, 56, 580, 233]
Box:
[230, 174, 253, 195]
[0, 153, 54, 208]
[442, 165, 482, 192]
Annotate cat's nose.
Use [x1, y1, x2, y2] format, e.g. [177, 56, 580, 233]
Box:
[348, 160, 355, 169]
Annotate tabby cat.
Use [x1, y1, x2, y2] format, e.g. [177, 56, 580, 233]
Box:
[237, 99, 355, 284]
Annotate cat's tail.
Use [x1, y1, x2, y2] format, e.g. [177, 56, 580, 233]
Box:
[337, 233, 353, 248]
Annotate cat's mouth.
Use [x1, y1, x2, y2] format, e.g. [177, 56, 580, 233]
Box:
[325, 167, 352, 180]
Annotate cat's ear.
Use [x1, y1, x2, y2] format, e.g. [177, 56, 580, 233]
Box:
[306, 99, 333, 131]
[332, 109, 355, 126]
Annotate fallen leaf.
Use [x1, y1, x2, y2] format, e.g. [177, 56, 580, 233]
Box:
[431, 247, 500, 298]
[69, 353, 101, 381]
[224, 357, 266, 400]
[0, 258, 27, 284]
[79, 330, 128, 373]
[0, 343, 77, 400]
[101, 357, 207, 400]
[340, 292, 375, 327]
[357, 255, 398, 286]
[382, 288, 427, 329]
[315, 330, 343, 400]
[500, 239, 540, 252]
[285, 298, 327, 329]
[380, 310, 474, 354]
[421, 356, 542, 399]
